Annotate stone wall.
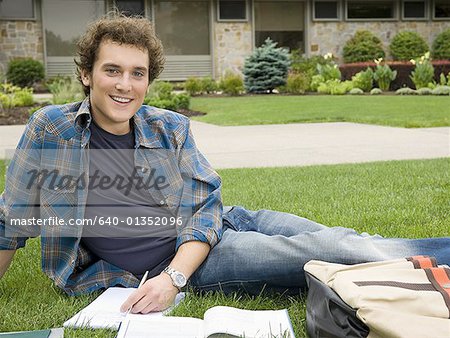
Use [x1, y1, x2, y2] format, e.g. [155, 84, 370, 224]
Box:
[0, 20, 44, 74]
[309, 21, 450, 61]
[213, 22, 253, 78]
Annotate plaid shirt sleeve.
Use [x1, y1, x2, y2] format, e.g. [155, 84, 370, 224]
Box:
[175, 120, 223, 250]
[0, 113, 45, 250]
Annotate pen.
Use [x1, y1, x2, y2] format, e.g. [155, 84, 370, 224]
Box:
[116, 271, 149, 336]
[125, 270, 149, 316]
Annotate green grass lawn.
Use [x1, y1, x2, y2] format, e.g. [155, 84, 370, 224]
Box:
[191, 95, 450, 128]
[0, 158, 449, 337]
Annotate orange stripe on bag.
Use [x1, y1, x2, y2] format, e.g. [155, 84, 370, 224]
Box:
[407, 256, 437, 269]
[430, 268, 450, 298]
[424, 267, 450, 317]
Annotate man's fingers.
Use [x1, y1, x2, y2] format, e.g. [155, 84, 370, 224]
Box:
[120, 288, 146, 312]
[140, 301, 158, 314]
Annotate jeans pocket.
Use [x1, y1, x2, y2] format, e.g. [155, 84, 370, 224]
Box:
[222, 206, 253, 232]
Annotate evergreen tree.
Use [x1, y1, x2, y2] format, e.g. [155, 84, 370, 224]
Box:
[243, 38, 290, 93]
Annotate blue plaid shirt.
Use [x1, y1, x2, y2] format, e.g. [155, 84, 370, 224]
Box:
[0, 97, 223, 295]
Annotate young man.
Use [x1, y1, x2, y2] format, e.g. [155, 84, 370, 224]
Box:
[0, 14, 449, 315]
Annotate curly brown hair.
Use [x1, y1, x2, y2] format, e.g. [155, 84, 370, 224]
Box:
[75, 13, 165, 96]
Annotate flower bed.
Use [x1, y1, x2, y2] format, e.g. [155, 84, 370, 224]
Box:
[340, 60, 450, 90]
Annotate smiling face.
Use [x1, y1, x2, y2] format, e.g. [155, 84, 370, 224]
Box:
[81, 40, 149, 135]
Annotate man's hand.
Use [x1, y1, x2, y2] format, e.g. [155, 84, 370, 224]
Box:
[120, 241, 210, 314]
[120, 272, 178, 314]
[0, 250, 16, 279]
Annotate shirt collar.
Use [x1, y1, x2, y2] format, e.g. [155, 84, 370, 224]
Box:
[74, 96, 163, 149]
[132, 106, 164, 149]
[74, 96, 92, 131]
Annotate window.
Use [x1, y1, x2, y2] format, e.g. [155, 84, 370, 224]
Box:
[218, 0, 247, 21]
[154, 0, 210, 55]
[0, 0, 34, 19]
[434, 1, 450, 19]
[115, 0, 145, 16]
[346, 1, 396, 20]
[314, 1, 339, 20]
[403, 1, 426, 19]
[43, 0, 105, 56]
[254, 0, 304, 52]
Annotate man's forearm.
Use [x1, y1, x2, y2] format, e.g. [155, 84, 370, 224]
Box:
[168, 241, 210, 279]
[0, 250, 16, 279]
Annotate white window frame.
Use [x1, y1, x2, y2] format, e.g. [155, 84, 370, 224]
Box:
[0, 0, 36, 20]
[433, 0, 450, 21]
[345, 0, 398, 22]
[217, 0, 248, 22]
[402, 0, 428, 21]
[313, 0, 342, 22]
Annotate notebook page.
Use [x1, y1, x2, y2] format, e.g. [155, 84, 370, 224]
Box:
[63, 287, 185, 329]
[203, 306, 294, 338]
[116, 316, 204, 338]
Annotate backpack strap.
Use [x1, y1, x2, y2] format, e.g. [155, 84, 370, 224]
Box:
[424, 267, 450, 318]
[407, 255, 438, 269]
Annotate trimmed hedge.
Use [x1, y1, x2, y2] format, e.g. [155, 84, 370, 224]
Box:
[343, 30, 385, 63]
[389, 31, 429, 61]
[432, 29, 450, 60]
[340, 60, 450, 90]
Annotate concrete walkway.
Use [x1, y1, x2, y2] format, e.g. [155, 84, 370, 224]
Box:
[1, 122, 449, 168]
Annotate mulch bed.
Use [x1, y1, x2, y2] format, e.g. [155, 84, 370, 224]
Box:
[0, 106, 206, 126]
[0, 106, 36, 125]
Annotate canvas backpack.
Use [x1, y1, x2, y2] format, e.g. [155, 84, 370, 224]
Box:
[305, 256, 450, 338]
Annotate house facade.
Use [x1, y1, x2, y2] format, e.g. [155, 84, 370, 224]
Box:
[1, 0, 449, 81]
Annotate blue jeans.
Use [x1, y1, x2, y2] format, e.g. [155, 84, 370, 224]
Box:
[189, 206, 450, 295]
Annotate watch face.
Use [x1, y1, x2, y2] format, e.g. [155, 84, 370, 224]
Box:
[174, 272, 186, 287]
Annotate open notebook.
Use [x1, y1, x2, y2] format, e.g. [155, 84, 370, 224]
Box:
[117, 306, 295, 338]
[63, 287, 185, 329]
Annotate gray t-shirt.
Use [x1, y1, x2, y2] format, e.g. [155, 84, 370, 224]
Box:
[81, 121, 176, 279]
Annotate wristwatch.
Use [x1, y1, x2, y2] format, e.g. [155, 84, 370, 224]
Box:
[163, 266, 187, 291]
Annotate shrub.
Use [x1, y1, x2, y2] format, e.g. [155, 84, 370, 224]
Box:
[370, 88, 382, 95]
[310, 74, 325, 92]
[389, 31, 429, 61]
[431, 85, 450, 95]
[410, 53, 435, 89]
[438, 72, 448, 86]
[318, 80, 352, 95]
[12, 87, 34, 106]
[144, 80, 190, 110]
[373, 58, 397, 91]
[317, 63, 341, 82]
[173, 93, 190, 109]
[395, 87, 417, 95]
[285, 73, 309, 94]
[184, 77, 203, 96]
[351, 67, 373, 92]
[148, 81, 174, 100]
[432, 29, 450, 60]
[417, 87, 433, 95]
[47, 77, 83, 104]
[220, 72, 244, 96]
[7, 58, 45, 88]
[349, 88, 364, 95]
[343, 31, 385, 63]
[243, 38, 290, 93]
[201, 77, 218, 94]
[290, 52, 332, 76]
[0, 83, 34, 109]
